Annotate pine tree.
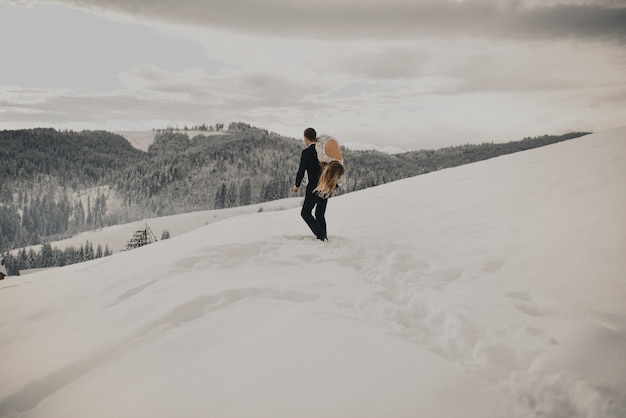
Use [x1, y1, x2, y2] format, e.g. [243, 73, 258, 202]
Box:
[65, 246, 78, 265]
[226, 182, 238, 208]
[239, 178, 252, 206]
[74, 201, 85, 226]
[86, 196, 93, 225]
[55, 248, 65, 266]
[85, 241, 95, 260]
[214, 184, 227, 209]
[27, 248, 38, 269]
[17, 248, 30, 270]
[40, 242, 55, 267]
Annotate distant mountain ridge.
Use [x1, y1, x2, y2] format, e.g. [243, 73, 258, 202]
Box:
[0, 122, 589, 253]
[1, 128, 145, 184]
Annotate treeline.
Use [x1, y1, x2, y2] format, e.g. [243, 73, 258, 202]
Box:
[156, 123, 225, 132]
[0, 128, 146, 184]
[0, 124, 590, 254]
[1, 240, 113, 276]
[0, 188, 111, 253]
[395, 132, 588, 170]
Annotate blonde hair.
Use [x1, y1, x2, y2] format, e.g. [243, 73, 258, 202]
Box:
[314, 160, 345, 198]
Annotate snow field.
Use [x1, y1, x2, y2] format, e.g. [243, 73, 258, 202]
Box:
[1, 127, 625, 417]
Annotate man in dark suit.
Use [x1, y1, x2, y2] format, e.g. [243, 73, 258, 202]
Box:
[293, 127, 328, 241]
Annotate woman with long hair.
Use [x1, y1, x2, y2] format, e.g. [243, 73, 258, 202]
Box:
[314, 160, 345, 198]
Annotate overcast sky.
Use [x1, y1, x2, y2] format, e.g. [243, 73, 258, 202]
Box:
[1, 0, 625, 150]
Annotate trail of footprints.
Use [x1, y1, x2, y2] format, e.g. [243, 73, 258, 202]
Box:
[130, 236, 619, 416]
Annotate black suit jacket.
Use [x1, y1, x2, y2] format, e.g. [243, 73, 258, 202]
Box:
[295, 143, 321, 192]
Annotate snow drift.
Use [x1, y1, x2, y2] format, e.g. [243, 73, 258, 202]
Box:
[1, 128, 625, 418]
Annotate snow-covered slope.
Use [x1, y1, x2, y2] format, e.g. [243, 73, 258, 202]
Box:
[1, 128, 625, 418]
[114, 131, 156, 151]
[14, 198, 302, 258]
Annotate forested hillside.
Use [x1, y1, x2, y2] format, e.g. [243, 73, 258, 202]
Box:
[0, 123, 589, 254]
[0, 129, 147, 253]
[0, 128, 146, 184]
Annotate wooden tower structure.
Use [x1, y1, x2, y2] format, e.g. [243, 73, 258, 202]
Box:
[125, 223, 158, 250]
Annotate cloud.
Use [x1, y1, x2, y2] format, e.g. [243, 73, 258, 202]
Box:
[0, 65, 330, 129]
[2, 0, 625, 149]
[0, 1, 221, 91]
[7, 0, 626, 42]
[118, 65, 326, 109]
[430, 41, 621, 95]
[333, 46, 426, 80]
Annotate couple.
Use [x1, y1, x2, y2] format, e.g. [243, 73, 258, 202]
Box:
[293, 127, 345, 241]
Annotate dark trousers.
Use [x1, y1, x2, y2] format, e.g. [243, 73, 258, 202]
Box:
[301, 188, 328, 239]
